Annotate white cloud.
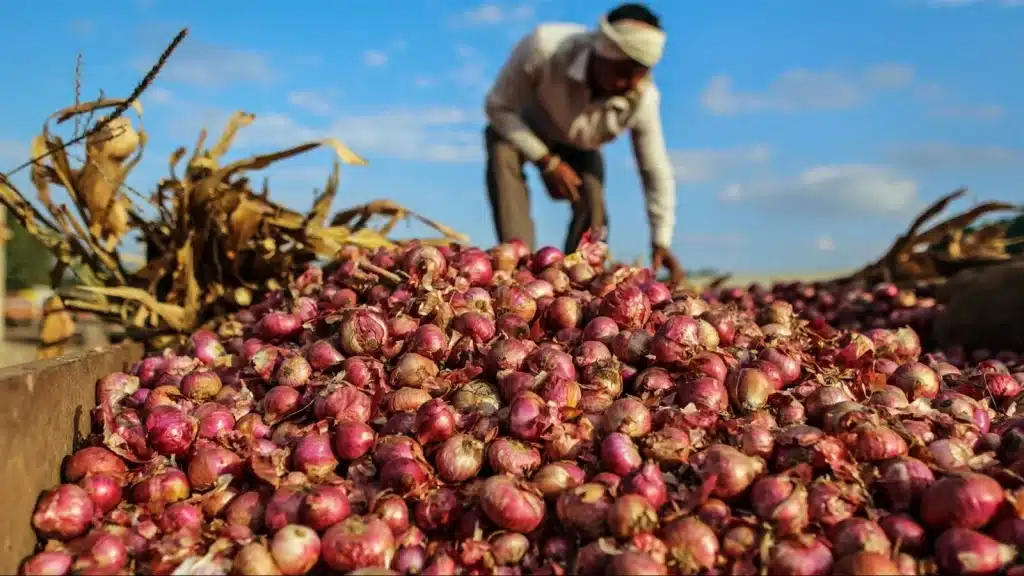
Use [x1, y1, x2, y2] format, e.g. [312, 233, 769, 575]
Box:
[146, 87, 174, 105]
[701, 63, 915, 115]
[138, 42, 274, 87]
[930, 104, 1004, 121]
[815, 236, 836, 252]
[165, 102, 486, 164]
[887, 142, 1024, 170]
[449, 44, 489, 89]
[668, 145, 772, 183]
[414, 75, 437, 89]
[287, 91, 334, 116]
[363, 50, 389, 68]
[328, 107, 485, 163]
[722, 164, 919, 216]
[454, 3, 535, 26]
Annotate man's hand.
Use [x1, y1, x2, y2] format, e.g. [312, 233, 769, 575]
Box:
[539, 155, 581, 203]
[652, 244, 685, 285]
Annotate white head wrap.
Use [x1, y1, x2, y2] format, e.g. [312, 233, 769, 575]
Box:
[593, 14, 666, 68]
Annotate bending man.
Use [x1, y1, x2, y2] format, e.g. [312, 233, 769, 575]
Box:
[484, 2, 682, 282]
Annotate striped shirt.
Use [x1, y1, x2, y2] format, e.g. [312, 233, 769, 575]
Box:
[485, 23, 677, 248]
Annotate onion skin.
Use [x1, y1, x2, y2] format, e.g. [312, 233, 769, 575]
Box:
[321, 515, 396, 572]
[920, 472, 1004, 530]
[480, 475, 546, 533]
[32, 484, 94, 540]
[934, 528, 1015, 575]
[660, 516, 718, 573]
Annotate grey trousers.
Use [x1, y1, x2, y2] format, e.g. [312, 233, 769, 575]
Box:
[485, 125, 607, 254]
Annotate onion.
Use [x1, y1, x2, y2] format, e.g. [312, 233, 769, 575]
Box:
[435, 434, 485, 482]
[339, 308, 389, 357]
[768, 536, 834, 576]
[556, 483, 613, 539]
[188, 446, 243, 491]
[331, 421, 376, 460]
[300, 484, 350, 532]
[291, 433, 339, 480]
[19, 551, 73, 575]
[480, 475, 546, 533]
[660, 516, 718, 573]
[582, 316, 619, 345]
[876, 457, 934, 511]
[600, 432, 642, 476]
[144, 406, 197, 457]
[270, 524, 321, 575]
[63, 447, 128, 486]
[233, 542, 283, 575]
[602, 397, 652, 437]
[600, 284, 651, 329]
[934, 528, 1015, 575]
[488, 437, 542, 476]
[531, 461, 585, 499]
[888, 362, 939, 400]
[676, 376, 727, 412]
[180, 370, 223, 402]
[921, 472, 1004, 529]
[32, 484, 94, 539]
[697, 444, 765, 499]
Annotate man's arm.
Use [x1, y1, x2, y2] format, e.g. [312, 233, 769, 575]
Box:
[485, 30, 552, 164]
[630, 89, 676, 249]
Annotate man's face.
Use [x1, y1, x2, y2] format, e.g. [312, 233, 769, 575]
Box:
[591, 54, 650, 97]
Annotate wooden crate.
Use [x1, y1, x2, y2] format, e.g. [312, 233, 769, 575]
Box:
[0, 343, 144, 573]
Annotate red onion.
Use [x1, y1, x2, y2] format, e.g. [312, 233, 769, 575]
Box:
[600, 284, 651, 329]
[602, 397, 652, 437]
[331, 421, 376, 461]
[275, 355, 311, 388]
[431, 434, 482, 482]
[660, 516, 718, 573]
[676, 376, 727, 412]
[600, 432, 642, 476]
[144, 405, 197, 456]
[921, 472, 1004, 529]
[877, 456, 935, 511]
[935, 528, 1015, 575]
[314, 385, 372, 423]
[300, 484, 350, 532]
[63, 447, 128, 486]
[19, 551, 73, 575]
[414, 398, 456, 445]
[888, 361, 939, 400]
[269, 524, 321, 575]
[339, 308, 388, 357]
[32, 484, 94, 539]
[292, 433, 339, 480]
[768, 536, 834, 575]
[582, 316, 619, 344]
[188, 446, 243, 491]
[556, 482, 613, 539]
[531, 461, 585, 499]
[233, 542, 283, 575]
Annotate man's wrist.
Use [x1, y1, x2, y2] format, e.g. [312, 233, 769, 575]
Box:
[537, 153, 561, 174]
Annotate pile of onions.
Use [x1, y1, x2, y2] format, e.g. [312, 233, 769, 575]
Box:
[19, 234, 1024, 575]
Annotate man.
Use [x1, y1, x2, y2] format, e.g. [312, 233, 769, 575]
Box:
[484, 3, 683, 282]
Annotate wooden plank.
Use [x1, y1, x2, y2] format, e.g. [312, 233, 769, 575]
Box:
[0, 343, 143, 573]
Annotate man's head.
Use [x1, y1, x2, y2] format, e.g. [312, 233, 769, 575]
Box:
[589, 3, 665, 96]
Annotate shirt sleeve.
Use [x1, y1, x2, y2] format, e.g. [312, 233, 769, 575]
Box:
[484, 30, 551, 163]
[630, 89, 677, 249]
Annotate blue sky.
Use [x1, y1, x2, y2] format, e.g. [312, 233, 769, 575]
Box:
[0, 0, 1022, 273]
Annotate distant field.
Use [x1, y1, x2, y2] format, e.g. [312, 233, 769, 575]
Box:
[713, 269, 855, 288]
